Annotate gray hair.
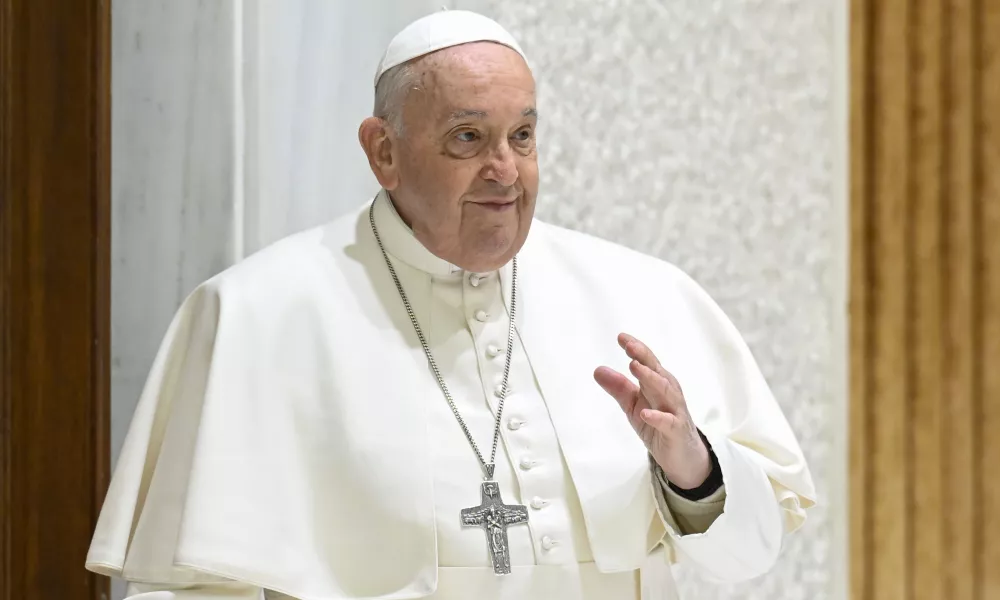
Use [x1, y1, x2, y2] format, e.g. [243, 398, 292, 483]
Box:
[373, 63, 421, 137]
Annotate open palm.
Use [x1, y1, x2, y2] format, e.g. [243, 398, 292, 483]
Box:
[593, 333, 711, 490]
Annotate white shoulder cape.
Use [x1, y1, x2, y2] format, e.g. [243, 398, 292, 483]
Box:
[87, 200, 816, 599]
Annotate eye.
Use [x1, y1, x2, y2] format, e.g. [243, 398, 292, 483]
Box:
[512, 127, 533, 142]
[456, 130, 479, 143]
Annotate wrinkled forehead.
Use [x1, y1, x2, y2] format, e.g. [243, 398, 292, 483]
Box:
[415, 43, 536, 115]
[418, 42, 533, 83]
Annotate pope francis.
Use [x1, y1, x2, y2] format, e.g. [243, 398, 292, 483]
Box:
[87, 10, 817, 600]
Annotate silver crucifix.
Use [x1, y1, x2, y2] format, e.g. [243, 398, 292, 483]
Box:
[460, 480, 529, 575]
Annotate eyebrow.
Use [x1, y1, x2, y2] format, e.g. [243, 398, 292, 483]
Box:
[448, 109, 488, 122]
[446, 107, 539, 122]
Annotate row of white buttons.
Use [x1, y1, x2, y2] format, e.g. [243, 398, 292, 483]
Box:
[509, 413, 558, 553]
[472, 298, 557, 553]
[469, 271, 500, 362]
[466, 271, 556, 552]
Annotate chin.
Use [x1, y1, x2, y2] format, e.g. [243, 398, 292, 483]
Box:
[458, 241, 509, 273]
[458, 216, 529, 270]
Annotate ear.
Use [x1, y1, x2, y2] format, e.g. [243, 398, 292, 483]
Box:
[358, 117, 400, 190]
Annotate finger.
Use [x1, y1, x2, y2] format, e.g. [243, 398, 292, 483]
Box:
[593, 366, 641, 415]
[629, 360, 681, 413]
[618, 333, 669, 378]
[640, 408, 683, 435]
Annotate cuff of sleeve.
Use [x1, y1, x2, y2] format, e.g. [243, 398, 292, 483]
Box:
[664, 429, 724, 501]
[650, 432, 785, 583]
[660, 470, 726, 516]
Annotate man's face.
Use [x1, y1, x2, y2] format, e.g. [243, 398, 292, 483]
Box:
[387, 42, 538, 273]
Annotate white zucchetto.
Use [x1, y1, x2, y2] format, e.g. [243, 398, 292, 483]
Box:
[374, 9, 528, 87]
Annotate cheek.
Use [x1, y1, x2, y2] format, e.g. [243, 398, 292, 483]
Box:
[411, 151, 465, 183]
[441, 164, 487, 205]
[416, 162, 480, 222]
[408, 157, 460, 194]
[517, 157, 540, 192]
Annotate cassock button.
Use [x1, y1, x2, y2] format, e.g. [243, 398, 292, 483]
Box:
[530, 497, 549, 509]
[469, 273, 482, 287]
[494, 384, 507, 398]
[486, 343, 501, 358]
[519, 457, 536, 471]
[507, 417, 524, 431]
[541, 536, 560, 551]
[474, 310, 489, 322]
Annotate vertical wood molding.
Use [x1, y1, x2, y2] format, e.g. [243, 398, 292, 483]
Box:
[910, 0, 945, 598]
[0, 0, 111, 598]
[869, 2, 911, 599]
[943, 1, 977, 596]
[851, 0, 1000, 598]
[0, 0, 9, 596]
[977, 1, 1000, 596]
[848, 1, 873, 599]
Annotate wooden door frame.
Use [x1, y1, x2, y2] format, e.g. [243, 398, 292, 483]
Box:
[849, 0, 999, 598]
[0, 0, 111, 598]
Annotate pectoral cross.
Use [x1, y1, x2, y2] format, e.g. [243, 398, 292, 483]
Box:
[460, 480, 529, 575]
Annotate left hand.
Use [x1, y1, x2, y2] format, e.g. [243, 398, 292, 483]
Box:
[593, 333, 712, 490]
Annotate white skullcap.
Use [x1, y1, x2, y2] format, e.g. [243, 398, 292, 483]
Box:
[374, 9, 527, 87]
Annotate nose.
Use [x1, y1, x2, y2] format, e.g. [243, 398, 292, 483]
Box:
[480, 142, 518, 188]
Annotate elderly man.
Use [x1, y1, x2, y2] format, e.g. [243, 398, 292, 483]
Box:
[87, 10, 815, 600]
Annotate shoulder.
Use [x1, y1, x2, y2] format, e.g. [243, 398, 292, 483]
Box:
[526, 219, 746, 361]
[193, 202, 368, 311]
[525, 219, 695, 288]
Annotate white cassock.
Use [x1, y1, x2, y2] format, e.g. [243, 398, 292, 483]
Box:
[86, 190, 816, 600]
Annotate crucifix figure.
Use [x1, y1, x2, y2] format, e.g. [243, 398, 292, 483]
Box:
[460, 480, 529, 575]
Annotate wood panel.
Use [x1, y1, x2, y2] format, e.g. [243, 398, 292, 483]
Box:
[850, 0, 1000, 598]
[910, 0, 944, 597]
[870, 0, 911, 597]
[0, 0, 111, 598]
[978, 2, 1000, 597]
[943, 0, 977, 597]
[848, 0, 873, 597]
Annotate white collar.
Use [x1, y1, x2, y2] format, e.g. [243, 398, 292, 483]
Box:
[369, 190, 516, 309]
[370, 189, 464, 278]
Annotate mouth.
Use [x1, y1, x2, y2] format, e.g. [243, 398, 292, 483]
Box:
[477, 202, 515, 213]
[472, 196, 518, 211]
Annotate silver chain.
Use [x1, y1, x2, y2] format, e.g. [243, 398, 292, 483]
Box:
[369, 199, 517, 481]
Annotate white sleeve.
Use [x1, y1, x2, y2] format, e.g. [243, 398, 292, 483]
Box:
[651, 434, 788, 583]
[643, 266, 817, 583]
[124, 582, 263, 600]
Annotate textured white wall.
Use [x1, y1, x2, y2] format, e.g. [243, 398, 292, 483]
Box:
[111, 1, 846, 598]
[484, 1, 846, 598]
